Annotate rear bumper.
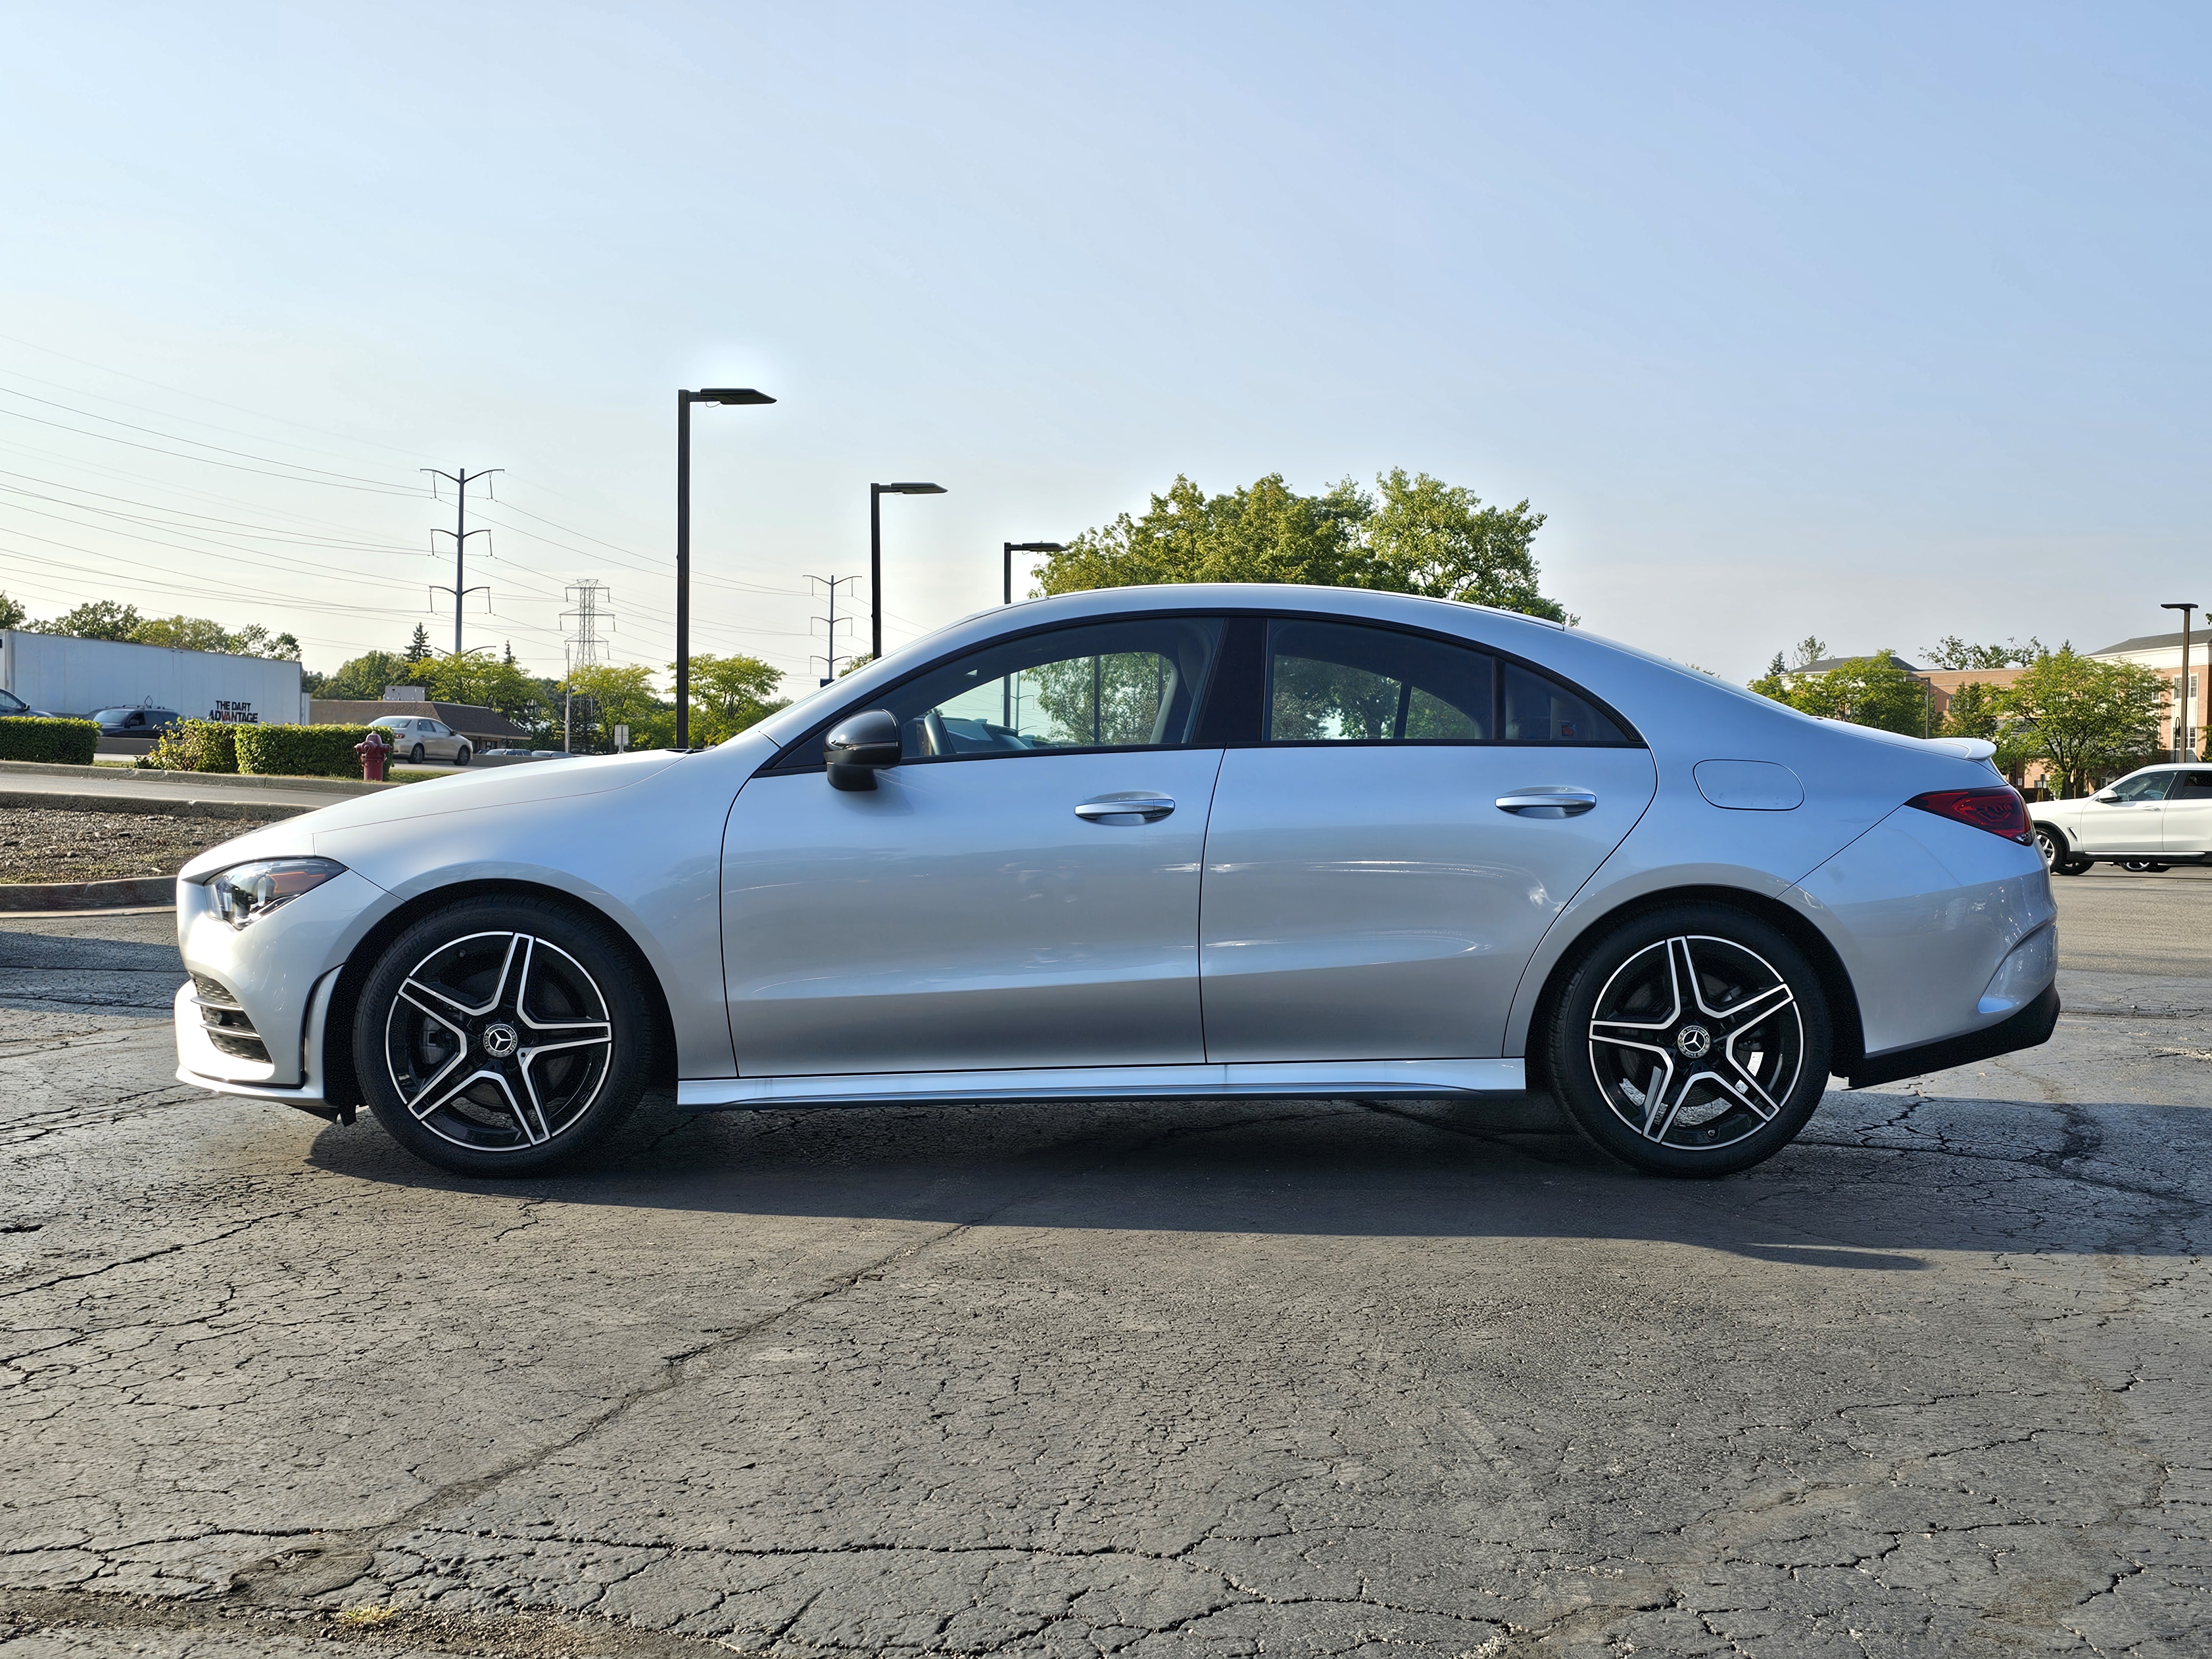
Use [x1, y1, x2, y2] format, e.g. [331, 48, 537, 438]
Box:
[1848, 982, 2060, 1089]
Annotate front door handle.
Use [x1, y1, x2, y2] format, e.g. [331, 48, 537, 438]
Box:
[1496, 787, 1598, 818]
[1076, 792, 1176, 825]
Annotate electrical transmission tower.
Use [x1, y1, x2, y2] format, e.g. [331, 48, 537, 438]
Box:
[423, 467, 502, 657]
[560, 580, 615, 754]
[807, 574, 859, 687]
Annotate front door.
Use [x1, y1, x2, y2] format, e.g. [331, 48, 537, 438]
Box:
[2073, 769, 2171, 854]
[722, 614, 1225, 1077]
[1198, 618, 1656, 1061]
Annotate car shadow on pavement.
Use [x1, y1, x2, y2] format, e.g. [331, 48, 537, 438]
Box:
[299, 1083, 2204, 1264]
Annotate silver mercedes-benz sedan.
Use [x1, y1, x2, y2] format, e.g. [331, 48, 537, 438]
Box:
[173, 585, 2058, 1179]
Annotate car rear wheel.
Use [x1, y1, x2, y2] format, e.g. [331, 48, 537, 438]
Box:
[353, 896, 654, 1176]
[408, 743, 426, 764]
[1545, 904, 1833, 1178]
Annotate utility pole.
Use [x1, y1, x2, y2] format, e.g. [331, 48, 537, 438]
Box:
[807, 575, 859, 686]
[2163, 602, 2199, 761]
[422, 467, 502, 658]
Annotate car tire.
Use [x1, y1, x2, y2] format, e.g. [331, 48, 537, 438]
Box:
[455, 745, 472, 766]
[409, 743, 426, 764]
[2035, 825, 2070, 873]
[1544, 904, 1833, 1178]
[353, 895, 655, 1176]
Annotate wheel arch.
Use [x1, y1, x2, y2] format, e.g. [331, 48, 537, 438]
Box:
[1517, 883, 1866, 1095]
[320, 878, 680, 1111]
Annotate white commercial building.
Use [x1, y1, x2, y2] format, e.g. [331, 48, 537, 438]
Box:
[0, 630, 309, 724]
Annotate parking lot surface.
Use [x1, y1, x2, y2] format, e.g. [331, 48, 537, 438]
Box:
[1, 869, 2206, 1657]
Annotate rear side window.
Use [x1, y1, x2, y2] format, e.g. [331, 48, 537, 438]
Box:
[2174, 771, 2212, 800]
[1264, 619, 1626, 745]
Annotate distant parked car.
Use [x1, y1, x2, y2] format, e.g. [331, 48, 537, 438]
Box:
[367, 714, 472, 765]
[92, 707, 181, 738]
[2032, 764, 2212, 874]
[0, 688, 56, 718]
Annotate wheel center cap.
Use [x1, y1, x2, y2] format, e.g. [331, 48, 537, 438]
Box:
[481, 1022, 519, 1058]
[1676, 1024, 1712, 1059]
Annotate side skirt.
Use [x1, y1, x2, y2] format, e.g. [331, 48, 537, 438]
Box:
[677, 1058, 1527, 1112]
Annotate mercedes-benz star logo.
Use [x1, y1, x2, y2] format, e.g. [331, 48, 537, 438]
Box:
[1675, 1024, 1712, 1059]
[481, 1022, 519, 1058]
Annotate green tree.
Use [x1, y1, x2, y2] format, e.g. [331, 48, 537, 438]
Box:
[1923, 635, 2044, 670]
[1750, 646, 1930, 736]
[33, 599, 143, 640]
[319, 650, 410, 701]
[420, 650, 552, 733]
[404, 623, 432, 666]
[0, 591, 27, 630]
[1035, 471, 1569, 622]
[565, 662, 668, 752]
[1996, 648, 2167, 797]
[678, 653, 787, 746]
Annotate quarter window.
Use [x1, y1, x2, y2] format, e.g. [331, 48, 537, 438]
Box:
[874, 616, 1223, 760]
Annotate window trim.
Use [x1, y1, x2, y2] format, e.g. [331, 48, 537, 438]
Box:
[760, 605, 1644, 774]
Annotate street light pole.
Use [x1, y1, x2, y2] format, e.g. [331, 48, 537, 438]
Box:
[1003, 541, 1065, 606]
[676, 388, 775, 749]
[2163, 602, 2199, 761]
[869, 482, 947, 662]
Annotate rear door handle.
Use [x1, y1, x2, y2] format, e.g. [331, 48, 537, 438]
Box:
[1496, 787, 1598, 818]
[1076, 792, 1176, 825]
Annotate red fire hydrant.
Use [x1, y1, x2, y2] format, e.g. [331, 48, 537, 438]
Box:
[355, 730, 393, 782]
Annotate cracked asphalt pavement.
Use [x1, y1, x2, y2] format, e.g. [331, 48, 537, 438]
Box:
[1, 870, 2206, 1657]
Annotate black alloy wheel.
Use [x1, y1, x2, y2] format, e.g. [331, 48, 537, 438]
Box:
[409, 743, 426, 764]
[353, 895, 654, 1175]
[1545, 904, 1833, 1177]
[456, 745, 472, 766]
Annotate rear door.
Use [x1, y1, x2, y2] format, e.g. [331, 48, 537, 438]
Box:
[2162, 769, 2212, 856]
[1197, 617, 1656, 1062]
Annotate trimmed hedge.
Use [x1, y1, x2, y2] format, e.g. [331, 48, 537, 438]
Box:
[235, 723, 375, 779]
[139, 719, 239, 774]
[0, 716, 99, 765]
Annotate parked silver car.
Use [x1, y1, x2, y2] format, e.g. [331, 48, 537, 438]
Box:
[171, 585, 2058, 1179]
[367, 713, 472, 765]
[2032, 763, 2212, 874]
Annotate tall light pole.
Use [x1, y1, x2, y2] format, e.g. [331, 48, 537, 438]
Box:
[677, 388, 775, 749]
[1004, 541, 1064, 606]
[870, 482, 946, 662]
[2163, 602, 2199, 761]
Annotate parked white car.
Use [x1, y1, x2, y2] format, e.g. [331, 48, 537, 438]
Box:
[367, 714, 472, 765]
[2032, 764, 2212, 874]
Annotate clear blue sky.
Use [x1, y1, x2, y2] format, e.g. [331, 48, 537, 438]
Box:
[2, 2, 2203, 688]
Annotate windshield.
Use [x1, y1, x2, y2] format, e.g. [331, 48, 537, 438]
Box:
[93, 709, 138, 722]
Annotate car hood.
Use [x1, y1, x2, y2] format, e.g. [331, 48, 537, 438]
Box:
[176, 749, 685, 881]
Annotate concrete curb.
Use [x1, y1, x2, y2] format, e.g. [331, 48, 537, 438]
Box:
[0, 875, 176, 911]
[0, 789, 312, 822]
[0, 758, 397, 795]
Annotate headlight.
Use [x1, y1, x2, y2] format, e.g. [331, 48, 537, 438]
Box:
[205, 858, 347, 929]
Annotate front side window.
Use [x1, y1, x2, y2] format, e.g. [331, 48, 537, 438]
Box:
[1, 690, 32, 713]
[875, 616, 1223, 760]
[2106, 770, 2174, 803]
[1264, 619, 1626, 745]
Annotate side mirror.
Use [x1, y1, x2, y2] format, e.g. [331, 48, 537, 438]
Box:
[2094, 788, 2121, 803]
[825, 709, 902, 792]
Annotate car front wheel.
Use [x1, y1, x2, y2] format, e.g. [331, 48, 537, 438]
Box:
[455, 745, 472, 766]
[353, 896, 654, 1176]
[1545, 904, 1833, 1177]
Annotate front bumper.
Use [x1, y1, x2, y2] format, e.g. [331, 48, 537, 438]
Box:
[173, 968, 348, 1120]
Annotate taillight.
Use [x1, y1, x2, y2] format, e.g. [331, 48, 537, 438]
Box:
[1906, 787, 2033, 846]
